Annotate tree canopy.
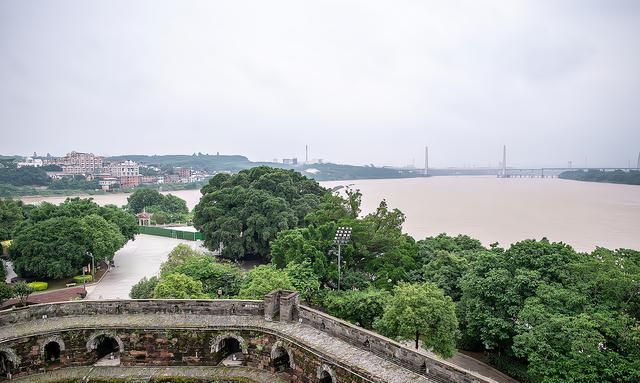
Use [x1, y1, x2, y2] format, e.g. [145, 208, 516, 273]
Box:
[193, 167, 326, 261]
[374, 282, 459, 358]
[8, 198, 134, 279]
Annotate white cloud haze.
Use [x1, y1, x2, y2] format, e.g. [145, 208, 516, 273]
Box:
[1, 0, 639, 167]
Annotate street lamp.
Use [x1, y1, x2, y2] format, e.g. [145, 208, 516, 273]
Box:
[333, 226, 352, 291]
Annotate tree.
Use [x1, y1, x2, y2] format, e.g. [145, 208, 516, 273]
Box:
[11, 216, 90, 279]
[324, 289, 390, 329]
[152, 273, 207, 299]
[82, 214, 126, 264]
[285, 261, 321, 302]
[0, 198, 26, 241]
[422, 250, 469, 301]
[162, 255, 243, 297]
[237, 265, 295, 299]
[13, 281, 33, 306]
[194, 167, 326, 261]
[374, 282, 459, 358]
[129, 276, 159, 299]
[458, 239, 581, 352]
[0, 283, 14, 307]
[98, 205, 138, 241]
[10, 214, 125, 279]
[127, 189, 164, 214]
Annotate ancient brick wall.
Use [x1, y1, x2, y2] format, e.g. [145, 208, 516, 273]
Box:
[0, 328, 363, 383]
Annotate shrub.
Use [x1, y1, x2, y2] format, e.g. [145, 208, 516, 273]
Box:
[73, 275, 92, 283]
[27, 281, 48, 291]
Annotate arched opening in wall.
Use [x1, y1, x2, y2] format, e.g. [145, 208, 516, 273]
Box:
[271, 346, 291, 372]
[44, 341, 61, 363]
[95, 335, 120, 359]
[319, 370, 334, 383]
[217, 337, 243, 366]
[0, 352, 14, 378]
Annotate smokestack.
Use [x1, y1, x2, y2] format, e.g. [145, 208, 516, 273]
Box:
[305, 145, 308, 163]
[502, 145, 507, 177]
[424, 146, 429, 176]
[637, 151, 640, 170]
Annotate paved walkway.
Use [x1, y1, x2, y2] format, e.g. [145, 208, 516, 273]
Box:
[86, 235, 204, 300]
[0, 314, 455, 383]
[12, 366, 287, 383]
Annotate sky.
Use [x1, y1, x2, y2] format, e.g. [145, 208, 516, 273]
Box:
[1, 0, 639, 168]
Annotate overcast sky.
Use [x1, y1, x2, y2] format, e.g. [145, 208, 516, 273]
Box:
[1, 1, 639, 168]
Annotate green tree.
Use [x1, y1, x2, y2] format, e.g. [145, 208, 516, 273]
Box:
[99, 204, 138, 241]
[285, 261, 321, 302]
[237, 265, 295, 299]
[0, 283, 14, 307]
[129, 276, 159, 299]
[422, 250, 469, 300]
[0, 198, 26, 241]
[324, 289, 390, 329]
[194, 167, 326, 261]
[458, 239, 580, 352]
[374, 282, 459, 358]
[162, 255, 243, 297]
[13, 281, 33, 306]
[81, 214, 126, 264]
[127, 189, 164, 213]
[11, 216, 90, 279]
[152, 273, 207, 299]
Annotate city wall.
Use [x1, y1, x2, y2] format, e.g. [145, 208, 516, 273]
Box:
[0, 292, 494, 383]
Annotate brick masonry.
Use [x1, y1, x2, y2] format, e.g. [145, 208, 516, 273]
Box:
[0, 292, 497, 383]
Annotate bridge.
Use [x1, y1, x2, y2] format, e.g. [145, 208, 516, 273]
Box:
[0, 290, 508, 383]
[396, 167, 639, 178]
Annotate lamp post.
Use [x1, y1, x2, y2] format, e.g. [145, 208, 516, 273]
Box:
[333, 226, 352, 291]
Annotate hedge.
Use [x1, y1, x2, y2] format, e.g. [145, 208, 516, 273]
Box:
[73, 275, 93, 283]
[27, 281, 48, 291]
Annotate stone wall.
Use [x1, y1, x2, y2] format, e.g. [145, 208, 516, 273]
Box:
[298, 305, 491, 383]
[0, 327, 367, 383]
[0, 294, 495, 383]
[0, 299, 264, 327]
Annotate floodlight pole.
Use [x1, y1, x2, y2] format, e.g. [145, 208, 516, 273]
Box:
[337, 243, 342, 291]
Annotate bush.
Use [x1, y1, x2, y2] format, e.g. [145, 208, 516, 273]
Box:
[73, 275, 92, 283]
[27, 281, 48, 291]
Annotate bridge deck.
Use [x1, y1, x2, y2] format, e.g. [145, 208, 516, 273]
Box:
[0, 314, 439, 383]
[12, 365, 287, 383]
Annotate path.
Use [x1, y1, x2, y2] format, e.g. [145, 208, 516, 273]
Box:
[86, 234, 204, 300]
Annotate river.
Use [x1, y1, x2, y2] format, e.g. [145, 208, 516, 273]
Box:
[20, 177, 640, 252]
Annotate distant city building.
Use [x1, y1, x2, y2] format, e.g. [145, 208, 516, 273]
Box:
[54, 151, 104, 175]
[119, 175, 141, 189]
[175, 167, 191, 178]
[140, 176, 160, 185]
[108, 160, 140, 177]
[16, 157, 43, 168]
[164, 174, 181, 184]
[282, 158, 298, 165]
[98, 177, 119, 191]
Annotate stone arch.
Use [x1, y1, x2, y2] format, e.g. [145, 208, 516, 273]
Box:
[317, 363, 336, 383]
[210, 332, 248, 354]
[40, 335, 66, 358]
[85, 331, 124, 353]
[270, 340, 295, 370]
[0, 347, 19, 366]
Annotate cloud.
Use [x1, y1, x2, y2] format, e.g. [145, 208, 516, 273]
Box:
[1, 0, 639, 167]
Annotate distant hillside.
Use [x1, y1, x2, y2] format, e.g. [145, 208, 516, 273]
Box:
[107, 154, 411, 181]
[559, 169, 640, 185]
[106, 154, 264, 172]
